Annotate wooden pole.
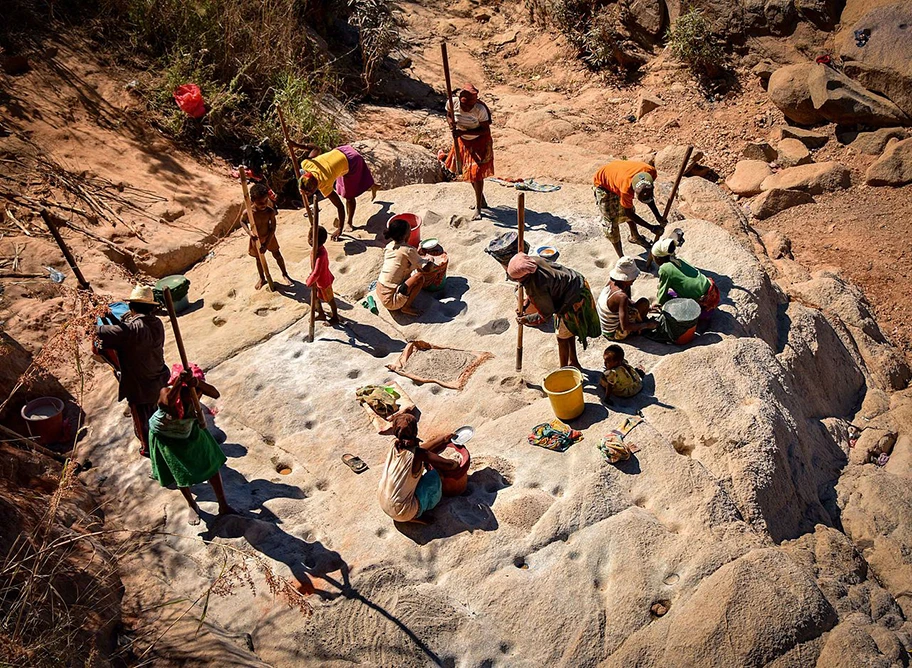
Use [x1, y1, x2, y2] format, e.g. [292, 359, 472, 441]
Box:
[276, 106, 320, 342]
[440, 41, 462, 174]
[40, 209, 91, 290]
[515, 193, 525, 372]
[645, 145, 693, 269]
[162, 287, 206, 428]
[238, 165, 275, 292]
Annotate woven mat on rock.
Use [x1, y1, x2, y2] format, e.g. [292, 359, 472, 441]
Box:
[386, 340, 493, 390]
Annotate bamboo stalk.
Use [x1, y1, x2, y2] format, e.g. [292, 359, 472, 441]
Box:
[162, 287, 206, 428]
[646, 145, 693, 270]
[238, 165, 275, 292]
[516, 193, 525, 372]
[440, 41, 462, 174]
[0, 423, 67, 463]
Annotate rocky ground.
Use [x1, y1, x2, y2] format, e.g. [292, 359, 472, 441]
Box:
[2, 0, 912, 665]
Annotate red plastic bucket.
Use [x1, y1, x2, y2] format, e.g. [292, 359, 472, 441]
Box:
[21, 397, 65, 444]
[438, 443, 471, 496]
[388, 213, 422, 248]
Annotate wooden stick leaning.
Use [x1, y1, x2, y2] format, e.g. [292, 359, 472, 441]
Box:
[238, 165, 275, 292]
[162, 287, 206, 428]
[40, 209, 91, 290]
[516, 192, 526, 372]
[276, 106, 320, 343]
[645, 145, 693, 270]
[440, 41, 462, 174]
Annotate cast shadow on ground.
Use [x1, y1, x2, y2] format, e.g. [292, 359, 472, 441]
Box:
[395, 465, 510, 545]
[201, 515, 445, 665]
[193, 465, 306, 513]
[364, 201, 396, 239]
[327, 320, 406, 359]
[274, 278, 312, 304]
[484, 205, 572, 234]
[386, 276, 470, 326]
[606, 373, 674, 414]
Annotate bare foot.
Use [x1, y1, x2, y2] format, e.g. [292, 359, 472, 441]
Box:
[254, 279, 264, 290]
[328, 315, 341, 326]
[471, 210, 482, 221]
[331, 232, 341, 242]
[282, 274, 293, 283]
[188, 503, 202, 526]
[314, 311, 328, 321]
[370, 185, 380, 202]
[218, 505, 239, 517]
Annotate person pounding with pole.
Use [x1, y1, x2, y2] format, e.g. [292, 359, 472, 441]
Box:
[592, 160, 666, 258]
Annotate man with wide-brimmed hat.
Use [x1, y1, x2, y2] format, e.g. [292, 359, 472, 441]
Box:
[96, 285, 169, 457]
[593, 160, 666, 258]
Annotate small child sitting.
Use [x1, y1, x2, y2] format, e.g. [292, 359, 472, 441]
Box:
[600, 344, 644, 400]
[306, 225, 339, 325]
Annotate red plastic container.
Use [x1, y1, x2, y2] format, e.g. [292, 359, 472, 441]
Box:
[437, 442, 471, 496]
[21, 397, 65, 444]
[388, 213, 422, 248]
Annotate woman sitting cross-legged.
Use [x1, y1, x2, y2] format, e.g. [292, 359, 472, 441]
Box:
[378, 414, 458, 524]
[148, 364, 236, 525]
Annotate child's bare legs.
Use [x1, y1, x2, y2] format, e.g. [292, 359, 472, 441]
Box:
[253, 257, 265, 290]
[272, 250, 292, 282]
[208, 472, 237, 516]
[400, 273, 426, 316]
[179, 487, 202, 525]
[312, 296, 327, 321]
[327, 296, 339, 325]
[345, 197, 357, 230]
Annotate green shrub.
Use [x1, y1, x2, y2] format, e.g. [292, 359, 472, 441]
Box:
[666, 9, 722, 74]
[348, 0, 401, 91]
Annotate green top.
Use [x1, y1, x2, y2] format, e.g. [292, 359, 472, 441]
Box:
[657, 259, 711, 305]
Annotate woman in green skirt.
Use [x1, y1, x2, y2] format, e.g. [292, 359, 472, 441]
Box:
[149, 365, 235, 524]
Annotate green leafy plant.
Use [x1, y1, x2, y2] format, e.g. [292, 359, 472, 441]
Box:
[348, 0, 401, 92]
[666, 9, 723, 75]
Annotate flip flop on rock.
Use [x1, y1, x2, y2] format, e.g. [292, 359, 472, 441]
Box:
[342, 454, 368, 474]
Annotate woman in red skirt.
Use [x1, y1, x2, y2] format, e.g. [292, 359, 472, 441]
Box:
[445, 84, 495, 220]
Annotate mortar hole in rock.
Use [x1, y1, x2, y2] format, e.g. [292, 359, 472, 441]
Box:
[347, 369, 361, 379]
[254, 307, 270, 317]
[211, 301, 224, 311]
[663, 573, 680, 585]
[513, 556, 528, 570]
[500, 642, 512, 655]
[673, 438, 695, 457]
[275, 463, 293, 475]
[212, 316, 226, 327]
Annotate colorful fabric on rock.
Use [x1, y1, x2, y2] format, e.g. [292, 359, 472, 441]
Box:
[528, 419, 583, 452]
[148, 410, 226, 488]
[555, 280, 601, 350]
[602, 363, 643, 398]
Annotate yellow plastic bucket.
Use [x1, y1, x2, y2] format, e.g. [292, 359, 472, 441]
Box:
[543, 367, 585, 421]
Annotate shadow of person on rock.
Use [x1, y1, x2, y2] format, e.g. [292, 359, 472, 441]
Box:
[485, 205, 572, 234]
[192, 465, 306, 515]
[200, 515, 447, 664]
[326, 320, 406, 359]
[385, 275, 471, 326]
[395, 465, 509, 545]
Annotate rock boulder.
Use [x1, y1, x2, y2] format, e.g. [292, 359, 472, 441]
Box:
[776, 137, 812, 167]
[750, 188, 814, 219]
[768, 125, 829, 149]
[351, 139, 442, 190]
[838, 2, 912, 118]
[768, 62, 910, 127]
[761, 162, 851, 194]
[850, 127, 909, 155]
[726, 160, 773, 196]
[742, 141, 777, 162]
[655, 144, 703, 178]
[865, 137, 912, 186]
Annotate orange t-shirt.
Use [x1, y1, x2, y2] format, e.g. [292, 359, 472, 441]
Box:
[593, 161, 657, 209]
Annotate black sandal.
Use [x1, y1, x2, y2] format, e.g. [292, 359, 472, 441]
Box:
[342, 454, 368, 474]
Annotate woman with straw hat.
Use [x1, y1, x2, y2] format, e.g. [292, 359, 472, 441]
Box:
[651, 238, 720, 320]
[96, 285, 169, 457]
[596, 257, 657, 341]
